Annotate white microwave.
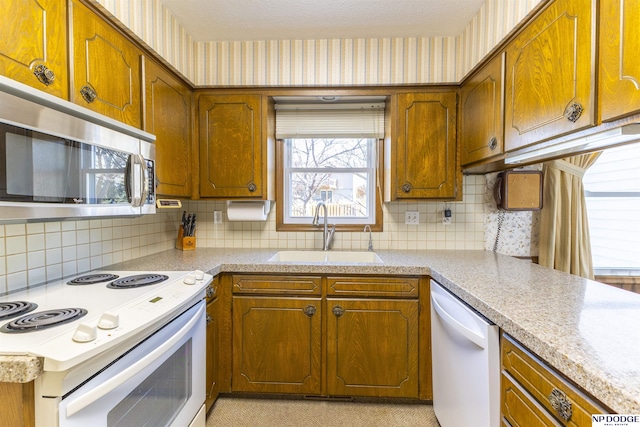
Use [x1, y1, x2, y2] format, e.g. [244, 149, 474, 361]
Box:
[0, 76, 156, 221]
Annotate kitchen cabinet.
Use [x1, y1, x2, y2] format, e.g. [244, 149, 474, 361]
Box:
[0, 0, 68, 99]
[231, 275, 322, 394]
[232, 296, 322, 394]
[0, 382, 34, 427]
[460, 53, 505, 166]
[198, 93, 274, 199]
[205, 276, 220, 412]
[144, 60, 194, 197]
[70, 0, 143, 128]
[393, 91, 459, 200]
[501, 333, 609, 426]
[326, 298, 419, 398]
[504, 0, 596, 152]
[230, 274, 430, 399]
[599, 0, 640, 122]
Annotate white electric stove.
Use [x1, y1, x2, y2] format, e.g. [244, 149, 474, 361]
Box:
[0, 270, 212, 427]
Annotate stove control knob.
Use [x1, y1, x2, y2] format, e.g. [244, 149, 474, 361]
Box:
[183, 274, 196, 285]
[194, 270, 205, 281]
[98, 312, 120, 330]
[73, 323, 97, 343]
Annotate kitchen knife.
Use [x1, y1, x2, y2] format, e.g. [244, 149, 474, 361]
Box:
[188, 214, 196, 236]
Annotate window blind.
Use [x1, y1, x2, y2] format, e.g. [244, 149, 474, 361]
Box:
[275, 103, 385, 139]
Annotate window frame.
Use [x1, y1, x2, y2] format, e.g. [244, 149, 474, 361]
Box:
[275, 138, 383, 232]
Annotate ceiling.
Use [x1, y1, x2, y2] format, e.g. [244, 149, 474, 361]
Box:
[160, 0, 488, 43]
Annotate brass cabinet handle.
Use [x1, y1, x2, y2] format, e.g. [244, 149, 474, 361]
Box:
[303, 305, 316, 317]
[332, 305, 345, 317]
[206, 285, 216, 298]
[33, 64, 55, 86]
[247, 182, 257, 192]
[401, 183, 412, 193]
[206, 313, 213, 325]
[488, 137, 498, 151]
[80, 85, 97, 103]
[548, 388, 572, 421]
[564, 102, 583, 123]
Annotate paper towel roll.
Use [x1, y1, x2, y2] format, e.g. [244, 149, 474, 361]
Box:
[226, 200, 271, 221]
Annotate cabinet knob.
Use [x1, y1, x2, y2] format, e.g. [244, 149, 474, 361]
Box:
[80, 85, 97, 103]
[206, 285, 216, 298]
[401, 183, 412, 193]
[247, 182, 257, 192]
[206, 313, 213, 325]
[564, 103, 583, 123]
[548, 388, 572, 421]
[332, 305, 345, 317]
[488, 137, 498, 151]
[33, 64, 55, 86]
[303, 305, 316, 317]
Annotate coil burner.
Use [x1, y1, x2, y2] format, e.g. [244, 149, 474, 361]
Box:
[107, 274, 169, 289]
[67, 273, 120, 285]
[1, 308, 88, 333]
[0, 301, 38, 321]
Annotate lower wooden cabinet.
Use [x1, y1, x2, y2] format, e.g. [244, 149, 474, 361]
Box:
[228, 274, 429, 400]
[326, 298, 419, 398]
[232, 296, 322, 394]
[205, 294, 220, 411]
[501, 334, 609, 427]
[0, 381, 35, 427]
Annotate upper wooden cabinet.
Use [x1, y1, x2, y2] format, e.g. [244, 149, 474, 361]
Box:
[599, 0, 640, 122]
[393, 92, 459, 200]
[70, 0, 143, 128]
[0, 0, 68, 98]
[145, 60, 193, 197]
[460, 53, 505, 166]
[504, 0, 596, 152]
[198, 93, 273, 199]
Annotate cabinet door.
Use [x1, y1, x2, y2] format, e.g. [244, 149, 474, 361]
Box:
[504, 0, 596, 152]
[326, 298, 419, 398]
[460, 53, 505, 165]
[205, 297, 220, 412]
[232, 297, 321, 394]
[600, 0, 640, 121]
[395, 92, 458, 199]
[145, 60, 193, 197]
[70, 0, 142, 128]
[0, 0, 67, 98]
[198, 94, 264, 198]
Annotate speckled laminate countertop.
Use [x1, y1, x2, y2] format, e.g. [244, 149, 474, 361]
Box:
[2, 248, 639, 414]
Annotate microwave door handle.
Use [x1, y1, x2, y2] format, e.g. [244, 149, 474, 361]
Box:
[139, 155, 149, 206]
[64, 303, 205, 418]
[127, 154, 145, 208]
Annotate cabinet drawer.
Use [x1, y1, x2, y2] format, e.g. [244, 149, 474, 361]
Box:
[502, 334, 608, 426]
[502, 372, 562, 427]
[232, 275, 321, 295]
[326, 276, 419, 298]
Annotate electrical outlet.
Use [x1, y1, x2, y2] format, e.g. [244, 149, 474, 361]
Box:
[214, 211, 223, 223]
[442, 209, 452, 225]
[405, 211, 419, 225]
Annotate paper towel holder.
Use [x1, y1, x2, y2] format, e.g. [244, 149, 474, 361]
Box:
[226, 200, 272, 221]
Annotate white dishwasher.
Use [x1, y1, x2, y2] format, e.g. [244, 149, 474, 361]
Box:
[430, 280, 500, 427]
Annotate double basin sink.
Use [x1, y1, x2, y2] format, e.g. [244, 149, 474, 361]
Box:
[268, 250, 383, 264]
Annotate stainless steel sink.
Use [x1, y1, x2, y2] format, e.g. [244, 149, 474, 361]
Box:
[268, 251, 383, 263]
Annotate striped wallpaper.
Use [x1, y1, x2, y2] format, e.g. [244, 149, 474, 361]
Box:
[93, 0, 542, 86]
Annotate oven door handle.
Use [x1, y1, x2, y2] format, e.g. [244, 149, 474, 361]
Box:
[65, 303, 204, 418]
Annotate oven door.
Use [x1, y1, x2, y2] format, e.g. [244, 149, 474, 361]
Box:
[58, 301, 205, 427]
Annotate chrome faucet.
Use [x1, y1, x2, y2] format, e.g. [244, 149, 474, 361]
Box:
[312, 201, 335, 251]
[363, 225, 373, 251]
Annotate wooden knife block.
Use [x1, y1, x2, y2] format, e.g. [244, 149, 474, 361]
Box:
[176, 227, 196, 251]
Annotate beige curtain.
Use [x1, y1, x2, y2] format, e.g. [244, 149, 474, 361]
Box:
[539, 152, 602, 279]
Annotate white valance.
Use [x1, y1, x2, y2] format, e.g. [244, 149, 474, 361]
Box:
[275, 102, 385, 139]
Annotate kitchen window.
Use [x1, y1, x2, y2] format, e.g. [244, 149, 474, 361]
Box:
[584, 142, 640, 278]
[274, 99, 384, 231]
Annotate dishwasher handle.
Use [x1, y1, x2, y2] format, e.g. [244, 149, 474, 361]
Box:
[431, 290, 486, 349]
